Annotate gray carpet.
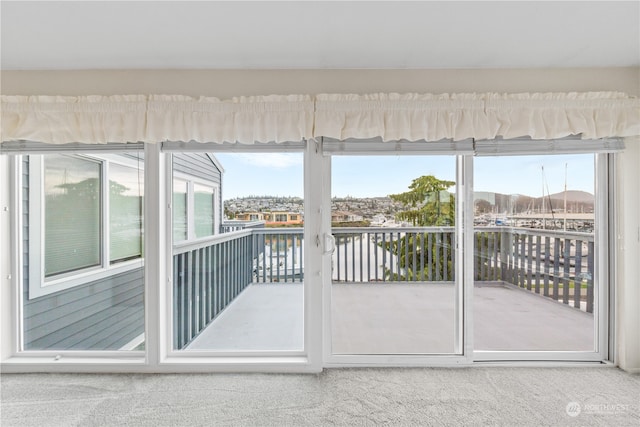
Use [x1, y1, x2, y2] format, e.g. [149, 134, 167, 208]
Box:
[1, 367, 639, 426]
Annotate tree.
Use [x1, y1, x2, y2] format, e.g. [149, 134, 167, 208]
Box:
[389, 175, 455, 226]
[474, 199, 492, 214]
[382, 175, 455, 281]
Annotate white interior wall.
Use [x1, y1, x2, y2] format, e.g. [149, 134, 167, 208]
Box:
[616, 140, 640, 373]
[2, 68, 639, 371]
[2, 68, 639, 97]
[0, 155, 13, 361]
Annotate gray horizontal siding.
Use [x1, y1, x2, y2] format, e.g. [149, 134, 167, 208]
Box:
[23, 269, 144, 351]
[23, 155, 144, 351]
[173, 153, 221, 185]
[24, 270, 143, 344]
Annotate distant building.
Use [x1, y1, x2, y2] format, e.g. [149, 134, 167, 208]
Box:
[235, 212, 266, 221]
[331, 211, 364, 223]
[236, 211, 303, 226]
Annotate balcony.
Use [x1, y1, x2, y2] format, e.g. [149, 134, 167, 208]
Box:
[173, 225, 595, 353]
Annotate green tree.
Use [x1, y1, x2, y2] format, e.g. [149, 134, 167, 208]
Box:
[389, 175, 455, 226]
[382, 175, 455, 281]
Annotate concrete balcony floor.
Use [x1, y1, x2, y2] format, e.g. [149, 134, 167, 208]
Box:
[186, 282, 594, 353]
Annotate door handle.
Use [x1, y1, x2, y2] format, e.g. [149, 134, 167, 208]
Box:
[323, 233, 336, 255]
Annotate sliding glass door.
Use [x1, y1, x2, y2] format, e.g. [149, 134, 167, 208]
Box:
[326, 154, 464, 358]
[166, 148, 307, 354]
[322, 142, 610, 364]
[473, 153, 608, 361]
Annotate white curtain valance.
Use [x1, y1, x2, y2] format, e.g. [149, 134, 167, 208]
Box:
[314, 93, 490, 142]
[0, 95, 148, 145]
[1, 92, 638, 145]
[484, 92, 640, 140]
[146, 94, 314, 144]
[314, 92, 640, 142]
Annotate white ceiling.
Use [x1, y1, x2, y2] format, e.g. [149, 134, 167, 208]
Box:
[1, 1, 639, 70]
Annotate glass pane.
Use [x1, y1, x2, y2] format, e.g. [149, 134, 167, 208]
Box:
[331, 156, 458, 355]
[44, 155, 101, 276]
[173, 179, 188, 242]
[194, 184, 215, 238]
[110, 163, 144, 263]
[172, 152, 304, 352]
[22, 152, 145, 351]
[473, 154, 596, 352]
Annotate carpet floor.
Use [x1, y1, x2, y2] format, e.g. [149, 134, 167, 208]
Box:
[1, 367, 639, 426]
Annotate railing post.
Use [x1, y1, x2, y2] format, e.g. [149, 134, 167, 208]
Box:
[435, 232, 441, 282]
[587, 241, 594, 313]
[526, 234, 533, 291]
[543, 236, 551, 297]
[519, 233, 526, 289]
[553, 237, 561, 301]
[534, 235, 541, 295]
[492, 231, 499, 281]
[251, 231, 257, 284]
[450, 231, 456, 282]
[173, 254, 180, 350]
[562, 238, 571, 305]
[186, 251, 194, 344]
[574, 239, 583, 310]
[499, 230, 508, 282]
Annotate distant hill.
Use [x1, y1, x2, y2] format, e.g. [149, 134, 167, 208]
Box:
[475, 190, 594, 214]
[545, 190, 594, 203]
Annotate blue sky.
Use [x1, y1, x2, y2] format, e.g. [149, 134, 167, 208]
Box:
[216, 153, 594, 200]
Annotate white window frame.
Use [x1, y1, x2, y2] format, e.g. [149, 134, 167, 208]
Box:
[160, 145, 319, 369]
[0, 139, 620, 373]
[27, 153, 144, 299]
[172, 171, 220, 242]
[320, 137, 616, 366]
[321, 149, 471, 367]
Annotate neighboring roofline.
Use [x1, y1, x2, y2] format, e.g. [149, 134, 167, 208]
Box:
[205, 153, 225, 174]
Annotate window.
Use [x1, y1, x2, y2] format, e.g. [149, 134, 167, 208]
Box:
[171, 155, 220, 243]
[28, 153, 144, 298]
[172, 179, 188, 242]
[194, 184, 215, 238]
[110, 163, 144, 263]
[275, 214, 288, 222]
[43, 155, 101, 276]
[5, 145, 147, 352]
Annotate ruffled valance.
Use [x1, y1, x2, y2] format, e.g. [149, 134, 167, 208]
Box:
[146, 94, 314, 144]
[315, 92, 640, 142]
[314, 93, 490, 141]
[0, 95, 147, 144]
[484, 92, 640, 140]
[1, 92, 638, 145]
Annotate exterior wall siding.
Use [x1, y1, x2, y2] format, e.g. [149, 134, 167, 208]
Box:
[22, 152, 221, 350]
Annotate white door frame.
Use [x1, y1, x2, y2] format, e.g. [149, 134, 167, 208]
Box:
[321, 147, 474, 367]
